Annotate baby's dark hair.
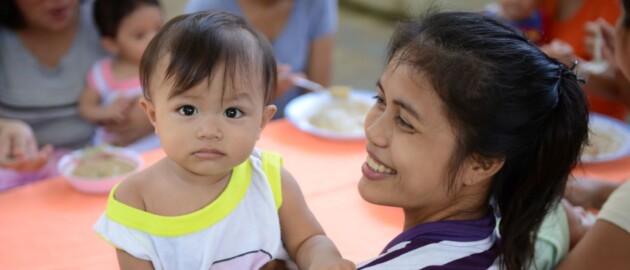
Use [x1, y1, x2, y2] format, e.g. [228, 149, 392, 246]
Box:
[94, 0, 161, 38]
[387, 12, 588, 269]
[139, 11, 276, 105]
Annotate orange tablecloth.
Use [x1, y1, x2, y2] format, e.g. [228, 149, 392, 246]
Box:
[1, 120, 629, 269]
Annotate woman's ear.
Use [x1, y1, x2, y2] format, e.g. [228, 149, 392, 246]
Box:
[139, 97, 157, 132]
[100, 37, 118, 55]
[462, 156, 505, 186]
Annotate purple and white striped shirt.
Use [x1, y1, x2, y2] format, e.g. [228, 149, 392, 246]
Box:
[358, 213, 500, 270]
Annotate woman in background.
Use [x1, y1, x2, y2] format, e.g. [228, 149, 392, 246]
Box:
[185, 0, 337, 118]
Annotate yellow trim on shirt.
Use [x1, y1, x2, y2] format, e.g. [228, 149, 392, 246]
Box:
[261, 151, 283, 210]
[105, 160, 252, 237]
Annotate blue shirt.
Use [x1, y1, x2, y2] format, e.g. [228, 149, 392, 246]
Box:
[184, 0, 338, 118]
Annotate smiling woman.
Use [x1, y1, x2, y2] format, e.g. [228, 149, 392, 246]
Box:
[356, 11, 589, 269]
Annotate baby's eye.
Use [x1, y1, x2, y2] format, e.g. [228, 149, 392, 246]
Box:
[224, 108, 243, 118]
[177, 105, 197, 116]
[135, 33, 145, 40]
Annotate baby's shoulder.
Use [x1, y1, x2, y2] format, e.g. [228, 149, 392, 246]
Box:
[112, 162, 160, 211]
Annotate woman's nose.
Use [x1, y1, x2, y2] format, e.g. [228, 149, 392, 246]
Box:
[365, 111, 390, 148]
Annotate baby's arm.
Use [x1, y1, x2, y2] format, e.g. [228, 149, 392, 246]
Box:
[111, 173, 154, 270]
[116, 249, 153, 270]
[278, 168, 355, 270]
[78, 86, 132, 124]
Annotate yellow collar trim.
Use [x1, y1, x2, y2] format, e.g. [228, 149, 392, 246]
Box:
[105, 160, 252, 237]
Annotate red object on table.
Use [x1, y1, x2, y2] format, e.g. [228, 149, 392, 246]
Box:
[0, 120, 627, 269]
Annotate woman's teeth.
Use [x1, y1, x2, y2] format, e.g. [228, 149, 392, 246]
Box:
[367, 157, 396, 174]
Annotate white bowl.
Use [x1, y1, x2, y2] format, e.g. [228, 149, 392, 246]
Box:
[57, 146, 143, 194]
[284, 89, 375, 140]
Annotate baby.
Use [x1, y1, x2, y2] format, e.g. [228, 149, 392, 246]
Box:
[94, 11, 355, 270]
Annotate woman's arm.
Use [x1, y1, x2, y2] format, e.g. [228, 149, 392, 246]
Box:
[306, 34, 334, 87]
[0, 118, 52, 171]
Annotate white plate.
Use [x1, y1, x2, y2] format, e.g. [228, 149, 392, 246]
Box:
[581, 113, 630, 163]
[285, 89, 375, 140]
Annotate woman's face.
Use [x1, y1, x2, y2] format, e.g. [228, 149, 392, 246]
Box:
[15, 0, 79, 32]
[359, 62, 461, 220]
[614, 13, 630, 80]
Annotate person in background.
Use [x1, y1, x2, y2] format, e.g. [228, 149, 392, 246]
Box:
[0, 0, 106, 191]
[184, 0, 337, 119]
[93, 11, 355, 269]
[538, 0, 626, 121]
[556, 1, 630, 267]
[484, 0, 547, 45]
[78, 0, 162, 152]
[355, 11, 589, 269]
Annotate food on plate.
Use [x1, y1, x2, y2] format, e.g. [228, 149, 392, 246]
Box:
[308, 98, 371, 134]
[71, 147, 137, 178]
[329, 85, 351, 99]
[582, 126, 623, 161]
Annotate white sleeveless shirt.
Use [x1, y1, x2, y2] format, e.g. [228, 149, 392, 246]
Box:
[93, 150, 292, 269]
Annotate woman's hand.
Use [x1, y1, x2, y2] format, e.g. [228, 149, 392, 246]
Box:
[276, 64, 306, 99]
[0, 119, 53, 171]
[541, 39, 579, 67]
[584, 19, 617, 66]
[104, 98, 154, 147]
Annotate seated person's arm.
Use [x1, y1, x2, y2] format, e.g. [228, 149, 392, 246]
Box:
[0, 118, 51, 171]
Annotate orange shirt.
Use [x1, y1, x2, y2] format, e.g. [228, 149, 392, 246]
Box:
[541, 0, 621, 60]
[541, 0, 625, 120]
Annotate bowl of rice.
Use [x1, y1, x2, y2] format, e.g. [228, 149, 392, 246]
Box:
[57, 145, 143, 194]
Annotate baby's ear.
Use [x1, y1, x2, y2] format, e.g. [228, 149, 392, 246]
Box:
[260, 105, 277, 130]
[139, 97, 157, 129]
[463, 155, 504, 186]
[100, 37, 118, 55]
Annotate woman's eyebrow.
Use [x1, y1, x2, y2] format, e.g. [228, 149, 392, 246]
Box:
[393, 99, 422, 122]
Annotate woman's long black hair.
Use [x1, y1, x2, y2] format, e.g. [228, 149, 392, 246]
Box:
[387, 12, 589, 269]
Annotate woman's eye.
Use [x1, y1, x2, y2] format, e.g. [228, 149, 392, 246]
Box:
[373, 95, 385, 105]
[177, 105, 197, 116]
[224, 108, 243, 118]
[397, 116, 415, 132]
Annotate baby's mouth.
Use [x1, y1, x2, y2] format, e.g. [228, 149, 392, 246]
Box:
[366, 156, 397, 174]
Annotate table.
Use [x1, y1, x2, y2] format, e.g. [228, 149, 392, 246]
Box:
[1, 120, 628, 269]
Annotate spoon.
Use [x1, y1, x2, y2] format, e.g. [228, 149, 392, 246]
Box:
[292, 77, 351, 98]
[581, 27, 609, 74]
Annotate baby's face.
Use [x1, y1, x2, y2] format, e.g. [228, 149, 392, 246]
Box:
[359, 61, 461, 216]
[499, 0, 540, 21]
[113, 4, 163, 64]
[142, 59, 275, 177]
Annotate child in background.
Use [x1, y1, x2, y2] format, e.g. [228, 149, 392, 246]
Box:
[93, 11, 355, 270]
[356, 11, 589, 269]
[78, 0, 162, 152]
[484, 0, 546, 44]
